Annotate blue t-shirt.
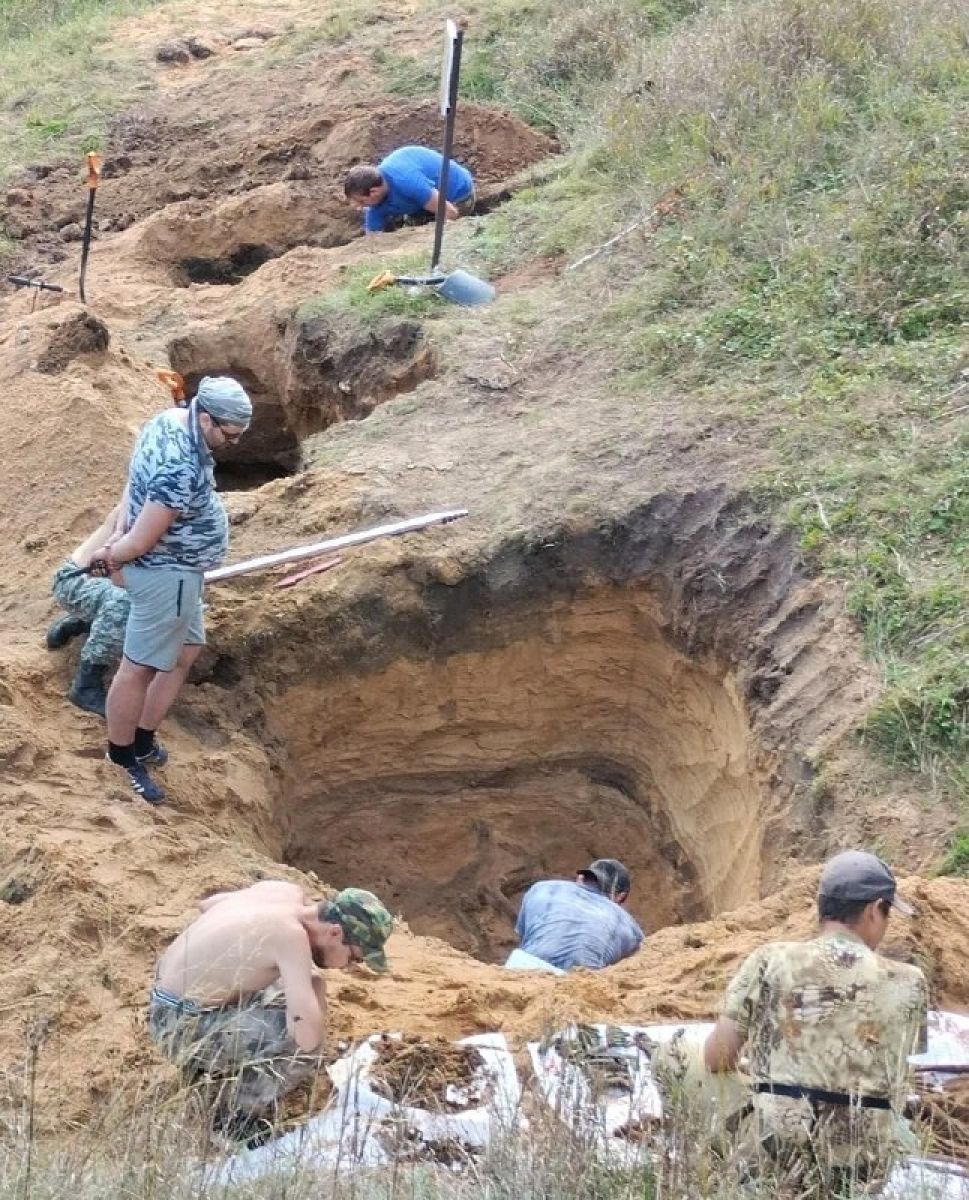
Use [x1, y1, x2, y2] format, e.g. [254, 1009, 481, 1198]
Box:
[364, 145, 474, 233]
[514, 880, 644, 971]
[126, 411, 228, 571]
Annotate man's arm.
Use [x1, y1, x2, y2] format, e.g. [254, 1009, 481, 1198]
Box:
[112, 487, 130, 537]
[276, 926, 325, 1052]
[103, 501, 178, 567]
[703, 946, 763, 1072]
[422, 188, 459, 220]
[703, 1016, 745, 1072]
[71, 506, 122, 568]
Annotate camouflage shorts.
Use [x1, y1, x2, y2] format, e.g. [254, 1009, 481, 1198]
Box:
[51, 559, 129, 668]
[148, 985, 323, 1121]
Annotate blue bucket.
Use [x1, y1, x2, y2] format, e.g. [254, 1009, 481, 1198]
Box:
[435, 268, 495, 307]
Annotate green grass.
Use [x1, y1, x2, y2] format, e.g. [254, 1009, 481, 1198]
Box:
[0, 0, 165, 182]
[371, 47, 440, 97]
[460, 0, 968, 803]
[938, 832, 969, 876]
[298, 258, 446, 328]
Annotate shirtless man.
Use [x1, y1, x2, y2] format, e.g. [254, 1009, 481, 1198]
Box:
[148, 880, 393, 1138]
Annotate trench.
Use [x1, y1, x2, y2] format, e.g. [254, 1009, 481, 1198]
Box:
[168, 310, 437, 490]
[273, 584, 763, 963]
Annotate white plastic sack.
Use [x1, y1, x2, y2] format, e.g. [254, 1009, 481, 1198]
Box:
[530, 1018, 969, 1183]
[882, 1158, 969, 1199]
[210, 1031, 522, 1186]
[528, 1022, 711, 1146]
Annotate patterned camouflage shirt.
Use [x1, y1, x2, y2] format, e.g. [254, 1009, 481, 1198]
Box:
[126, 411, 228, 571]
[723, 930, 927, 1152]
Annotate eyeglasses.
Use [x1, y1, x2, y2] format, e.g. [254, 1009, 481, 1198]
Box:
[208, 413, 246, 445]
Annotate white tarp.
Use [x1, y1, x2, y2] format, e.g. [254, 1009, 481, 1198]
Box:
[528, 1021, 714, 1144]
[209, 1032, 522, 1186]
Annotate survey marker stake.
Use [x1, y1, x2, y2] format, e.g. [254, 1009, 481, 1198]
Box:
[78, 152, 101, 305]
[366, 20, 494, 308]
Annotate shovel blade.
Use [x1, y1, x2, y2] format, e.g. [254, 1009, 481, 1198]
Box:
[435, 268, 495, 307]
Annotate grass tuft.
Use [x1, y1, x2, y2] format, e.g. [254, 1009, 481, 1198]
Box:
[297, 258, 445, 328]
[0, 0, 165, 182]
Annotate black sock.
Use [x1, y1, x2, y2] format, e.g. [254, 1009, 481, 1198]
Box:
[133, 727, 156, 758]
[108, 741, 137, 768]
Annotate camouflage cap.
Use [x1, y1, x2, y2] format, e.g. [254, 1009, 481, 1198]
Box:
[329, 888, 393, 971]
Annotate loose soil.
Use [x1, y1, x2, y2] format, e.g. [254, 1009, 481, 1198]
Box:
[370, 1034, 488, 1110]
[0, 0, 965, 1144]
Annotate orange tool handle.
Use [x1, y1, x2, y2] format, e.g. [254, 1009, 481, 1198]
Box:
[85, 152, 102, 190]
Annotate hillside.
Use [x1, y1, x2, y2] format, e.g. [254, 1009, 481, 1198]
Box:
[0, 0, 965, 1193]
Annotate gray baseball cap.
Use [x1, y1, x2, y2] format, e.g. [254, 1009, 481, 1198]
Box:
[578, 858, 631, 899]
[818, 850, 915, 916]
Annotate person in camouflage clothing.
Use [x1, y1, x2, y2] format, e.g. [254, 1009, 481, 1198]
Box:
[94, 377, 252, 804]
[47, 507, 130, 717]
[149, 880, 393, 1143]
[695, 850, 927, 1194]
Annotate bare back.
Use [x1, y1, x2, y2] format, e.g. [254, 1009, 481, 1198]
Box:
[156, 881, 308, 1004]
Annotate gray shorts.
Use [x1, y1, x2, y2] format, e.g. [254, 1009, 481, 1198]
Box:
[121, 564, 205, 672]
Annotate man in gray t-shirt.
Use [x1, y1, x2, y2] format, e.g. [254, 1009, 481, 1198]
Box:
[505, 858, 644, 973]
[95, 377, 251, 805]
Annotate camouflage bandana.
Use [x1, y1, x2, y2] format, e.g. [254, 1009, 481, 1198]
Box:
[328, 888, 393, 972]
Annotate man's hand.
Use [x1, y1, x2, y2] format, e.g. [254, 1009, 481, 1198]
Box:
[703, 1016, 744, 1072]
[88, 548, 117, 577]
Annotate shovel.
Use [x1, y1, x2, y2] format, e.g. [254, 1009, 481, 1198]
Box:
[366, 21, 494, 308]
[78, 152, 101, 305]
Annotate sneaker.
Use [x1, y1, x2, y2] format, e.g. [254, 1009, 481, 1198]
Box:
[136, 741, 169, 768]
[107, 755, 165, 805]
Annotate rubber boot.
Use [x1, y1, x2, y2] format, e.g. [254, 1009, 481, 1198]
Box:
[68, 661, 108, 718]
[46, 615, 90, 650]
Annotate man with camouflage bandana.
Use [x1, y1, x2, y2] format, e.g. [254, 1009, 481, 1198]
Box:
[47, 507, 130, 717]
[149, 879, 393, 1142]
[700, 850, 927, 1193]
[95, 376, 252, 805]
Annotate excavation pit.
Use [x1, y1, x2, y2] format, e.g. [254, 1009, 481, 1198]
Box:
[271, 584, 766, 963]
[168, 307, 437, 482]
[175, 243, 275, 287]
[238, 495, 869, 966]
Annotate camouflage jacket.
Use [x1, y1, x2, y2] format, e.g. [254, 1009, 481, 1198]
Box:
[723, 930, 927, 1152]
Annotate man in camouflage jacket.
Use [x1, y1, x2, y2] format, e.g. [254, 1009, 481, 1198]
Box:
[701, 849, 927, 1193]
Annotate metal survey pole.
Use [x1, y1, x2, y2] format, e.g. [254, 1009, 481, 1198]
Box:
[204, 509, 469, 583]
[430, 20, 463, 274]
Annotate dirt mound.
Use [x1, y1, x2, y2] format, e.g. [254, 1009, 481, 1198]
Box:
[4, 88, 555, 276]
[35, 310, 110, 374]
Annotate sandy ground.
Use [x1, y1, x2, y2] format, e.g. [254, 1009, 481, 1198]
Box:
[0, 0, 965, 1136]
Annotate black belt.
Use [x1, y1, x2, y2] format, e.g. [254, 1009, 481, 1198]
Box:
[755, 1082, 892, 1111]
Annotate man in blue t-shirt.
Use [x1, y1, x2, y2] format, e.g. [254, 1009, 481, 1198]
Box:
[344, 145, 476, 234]
[505, 858, 644, 973]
